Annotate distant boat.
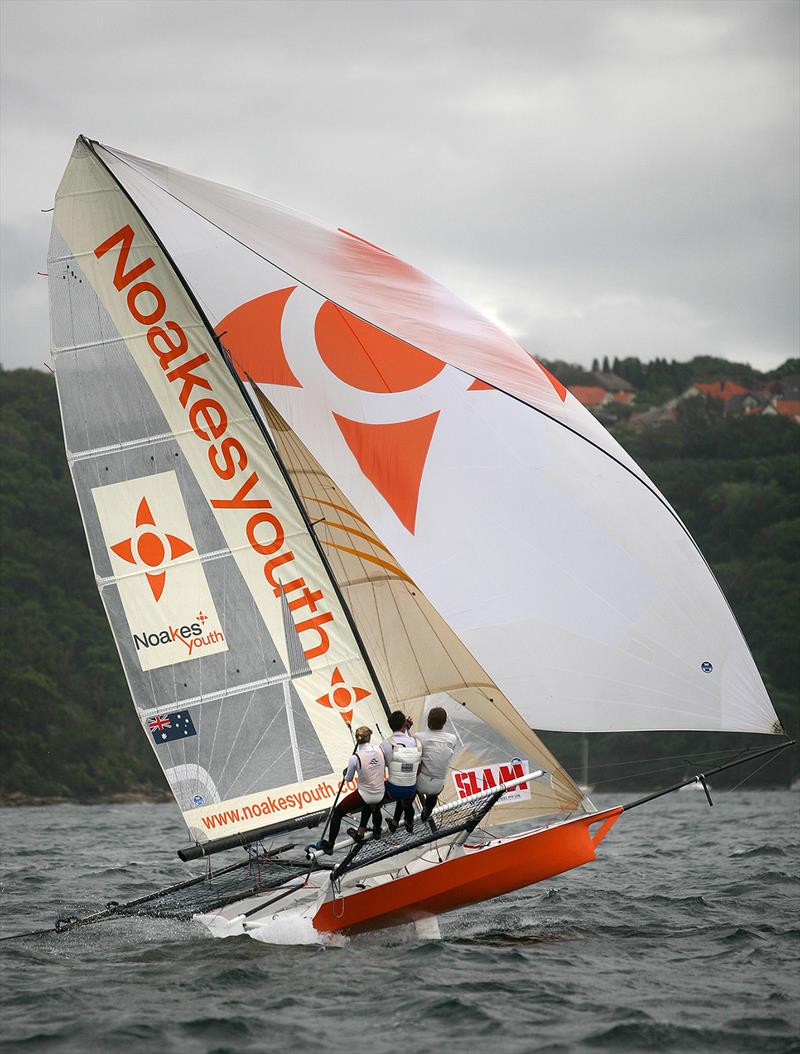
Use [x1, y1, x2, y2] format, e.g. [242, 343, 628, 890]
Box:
[578, 733, 593, 796]
[37, 136, 792, 942]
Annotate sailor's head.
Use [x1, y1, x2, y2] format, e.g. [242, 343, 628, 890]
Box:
[389, 710, 407, 733]
[355, 726, 373, 744]
[427, 707, 448, 731]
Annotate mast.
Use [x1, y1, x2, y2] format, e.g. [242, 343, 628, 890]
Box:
[226, 359, 393, 722]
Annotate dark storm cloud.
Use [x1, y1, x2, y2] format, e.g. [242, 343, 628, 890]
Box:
[1, 0, 797, 371]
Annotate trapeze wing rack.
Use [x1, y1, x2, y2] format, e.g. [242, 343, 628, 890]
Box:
[315, 768, 547, 880]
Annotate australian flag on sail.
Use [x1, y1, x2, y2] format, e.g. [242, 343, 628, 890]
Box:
[147, 710, 197, 745]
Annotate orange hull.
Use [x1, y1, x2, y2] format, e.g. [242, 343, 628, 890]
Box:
[313, 806, 622, 934]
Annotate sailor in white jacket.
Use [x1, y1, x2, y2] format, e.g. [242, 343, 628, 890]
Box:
[414, 706, 457, 820]
[380, 711, 422, 834]
[314, 726, 387, 853]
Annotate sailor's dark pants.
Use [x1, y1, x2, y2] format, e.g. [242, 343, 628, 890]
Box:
[328, 790, 382, 843]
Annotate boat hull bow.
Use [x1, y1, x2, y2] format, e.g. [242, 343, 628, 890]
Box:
[313, 806, 622, 934]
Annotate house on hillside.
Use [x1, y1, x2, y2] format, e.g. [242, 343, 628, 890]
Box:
[763, 398, 800, 423]
[592, 371, 636, 394]
[722, 391, 772, 417]
[629, 401, 679, 430]
[569, 386, 613, 412]
[681, 379, 750, 403]
[677, 379, 781, 418]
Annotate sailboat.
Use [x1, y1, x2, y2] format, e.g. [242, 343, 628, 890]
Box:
[41, 136, 791, 941]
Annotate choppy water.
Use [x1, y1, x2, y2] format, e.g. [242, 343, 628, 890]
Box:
[1, 792, 798, 1053]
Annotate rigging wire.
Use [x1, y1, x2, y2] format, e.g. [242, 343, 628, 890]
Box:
[575, 745, 754, 773]
[726, 753, 788, 794]
[588, 744, 767, 789]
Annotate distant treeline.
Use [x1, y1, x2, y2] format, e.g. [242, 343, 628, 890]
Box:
[541, 353, 800, 410]
[0, 366, 797, 800]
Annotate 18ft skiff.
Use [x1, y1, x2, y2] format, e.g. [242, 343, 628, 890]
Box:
[30, 136, 790, 940]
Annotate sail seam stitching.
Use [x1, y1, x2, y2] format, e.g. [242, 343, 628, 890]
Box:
[138, 675, 291, 719]
[68, 430, 176, 460]
[96, 547, 232, 585]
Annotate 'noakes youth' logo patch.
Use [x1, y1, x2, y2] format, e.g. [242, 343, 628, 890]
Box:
[92, 471, 228, 671]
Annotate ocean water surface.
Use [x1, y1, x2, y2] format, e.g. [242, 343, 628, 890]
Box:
[1, 791, 798, 1053]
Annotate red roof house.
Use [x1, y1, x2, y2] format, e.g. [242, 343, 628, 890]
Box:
[689, 380, 749, 402]
[772, 399, 800, 422]
[570, 386, 611, 408]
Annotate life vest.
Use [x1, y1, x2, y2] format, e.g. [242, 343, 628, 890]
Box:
[354, 743, 386, 803]
[416, 730, 457, 795]
[387, 741, 422, 788]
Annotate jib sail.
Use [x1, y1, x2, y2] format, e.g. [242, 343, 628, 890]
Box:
[252, 393, 585, 824]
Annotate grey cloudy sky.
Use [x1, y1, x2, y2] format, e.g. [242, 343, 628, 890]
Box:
[1, 0, 797, 372]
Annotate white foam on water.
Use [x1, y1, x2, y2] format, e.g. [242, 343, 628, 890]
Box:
[194, 911, 246, 939]
[244, 909, 348, 947]
[413, 914, 442, 940]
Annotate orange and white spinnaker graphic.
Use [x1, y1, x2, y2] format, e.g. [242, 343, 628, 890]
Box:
[87, 140, 779, 737]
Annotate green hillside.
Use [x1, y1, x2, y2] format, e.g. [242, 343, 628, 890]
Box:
[0, 368, 166, 799]
[0, 366, 797, 800]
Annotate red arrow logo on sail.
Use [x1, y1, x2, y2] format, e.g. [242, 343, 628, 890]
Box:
[110, 497, 193, 602]
[316, 666, 371, 724]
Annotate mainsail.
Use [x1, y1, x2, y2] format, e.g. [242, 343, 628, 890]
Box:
[49, 139, 393, 843]
[49, 138, 589, 850]
[79, 139, 781, 738]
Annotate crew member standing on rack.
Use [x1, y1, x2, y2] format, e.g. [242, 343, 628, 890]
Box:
[313, 726, 386, 854]
[415, 706, 457, 820]
[382, 711, 422, 834]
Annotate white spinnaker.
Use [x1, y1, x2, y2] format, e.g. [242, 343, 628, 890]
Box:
[49, 138, 394, 843]
[91, 140, 779, 736]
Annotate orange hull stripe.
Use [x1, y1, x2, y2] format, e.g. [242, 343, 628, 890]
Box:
[313, 807, 622, 934]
